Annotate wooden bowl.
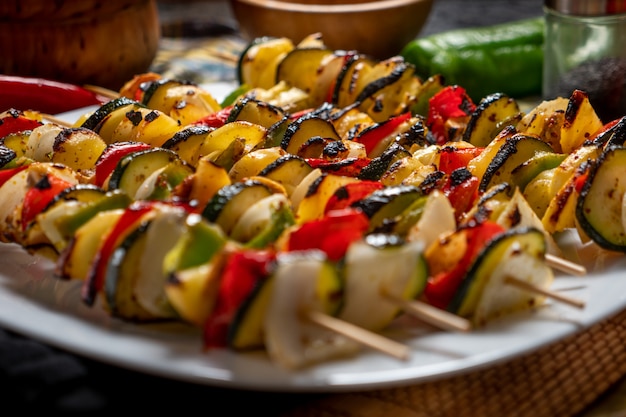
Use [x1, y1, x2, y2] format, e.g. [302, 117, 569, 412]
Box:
[230, 0, 433, 59]
[0, 0, 160, 90]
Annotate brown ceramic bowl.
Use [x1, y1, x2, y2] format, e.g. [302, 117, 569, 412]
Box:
[0, 0, 160, 90]
[230, 0, 434, 59]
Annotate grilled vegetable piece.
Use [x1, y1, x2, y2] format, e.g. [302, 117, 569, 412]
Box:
[139, 78, 221, 125]
[576, 146, 626, 252]
[332, 53, 378, 108]
[237, 36, 295, 89]
[56, 209, 125, 280]
[275, 47, 334, 98]
[34, 186, 131, 252]
[338, 233, 427, 331]
[103, 221, 160, 321]
[162, 125, 213, 167]
[198, 120, 268, 160]
[463, 92, 522, 147]
[107, 107, 182, 148]
[281, 114, 341, 157]
[559, 89, 604, 154]
[263, 250, 356, 369]
[0, 162, 80, 245]
[295, 172, 358, 223]
[257, 154, 314, 197]
[354, 56, 422, 123]
[478, 133, 555, 194]
[448, 227, 553, 326]
[227, 97, 286, 129]
[78, 96, 139, 132]
[81, 201, 159, 306]
[351, 184, 423, 232]
[163, 215, 228, 326]
[202, 179, 276, 236]
[230, 193, 295, 247]
[131, 204, 189, 318]
[214, 248, 277, 350]
[106, 147, 191, 199]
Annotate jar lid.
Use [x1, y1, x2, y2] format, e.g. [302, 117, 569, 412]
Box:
[545, 0, 626, 15]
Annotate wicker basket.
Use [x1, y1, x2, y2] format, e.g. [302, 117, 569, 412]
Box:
[282, 308, 626, 417]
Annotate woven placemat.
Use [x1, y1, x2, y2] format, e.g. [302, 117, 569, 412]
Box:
[281, 308, 626, 417]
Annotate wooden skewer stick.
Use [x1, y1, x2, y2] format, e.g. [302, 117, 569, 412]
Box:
[545, 254, 587, 276]
[82, 84, 120, 100]
[383, 293, 472, 332]
[41, 114, 72, 128]
[305, 310, 411, 361]
[504, 275, 586, 309]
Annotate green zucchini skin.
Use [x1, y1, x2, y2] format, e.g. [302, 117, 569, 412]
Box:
[80, 97, 138, 131]
[357, 143, 412, 181]
[401, 17, 544, 101]
[104, 220, 157, 321]
[463, 92, 521, 148]
[447, 226, 549, 323]
[201, 179, 274, 236]
[479, 133, 554, 194]
[576, 145, 626, 252]
[351, 184, 423, 232]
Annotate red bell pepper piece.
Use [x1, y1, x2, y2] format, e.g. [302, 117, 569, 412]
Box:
[438, 146, 484, 174]
[287, 207, 370, 262]
[0, 165, 28, 188]
[305, 157, 371, 177]
[192, 106, 233, 128]
[93, 141, 152, 187]
[0, 75, 109, 114]
[21, 173, 75, 231]
[324, 180, 384, 213]
[442, 168, 480, 221]
[423, 220, 506, 310]
[0, 109, 43, 139]
[427, 85, 476, 145]
[356, 111, 411, 155]
[82, 201, 158, 306]
[203, 248, 276, 348]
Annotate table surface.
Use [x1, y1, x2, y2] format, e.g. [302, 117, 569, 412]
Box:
[2, 0, 626, 415]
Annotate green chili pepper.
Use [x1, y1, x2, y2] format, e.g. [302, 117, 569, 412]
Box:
[401, 17, 544, 102]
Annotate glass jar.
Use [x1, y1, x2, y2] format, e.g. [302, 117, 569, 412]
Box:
[543, 0, 626, 122]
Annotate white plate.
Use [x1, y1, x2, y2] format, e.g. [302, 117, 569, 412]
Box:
[1, 230, 625, 392]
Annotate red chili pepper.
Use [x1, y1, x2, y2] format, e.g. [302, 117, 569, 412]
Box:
[0, 109, 43, 139]
[287, 207, 370, 262]
[423, 220, 505, 309]
[0, 165, 28, 188]
[192, 106, 233, 128]
[438, 146, 484, 174]
[203, 248, 276, 348]
[0, 75, 109, 114]
[427, 85, 476, 145]
[356, 111, 411, 155]
[305, 157, 371, 177]
[93, 141, 152, 187]
[324, 180, 384, 213]
[82, 201, 157, 306]
[21, 173, 75, 231]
